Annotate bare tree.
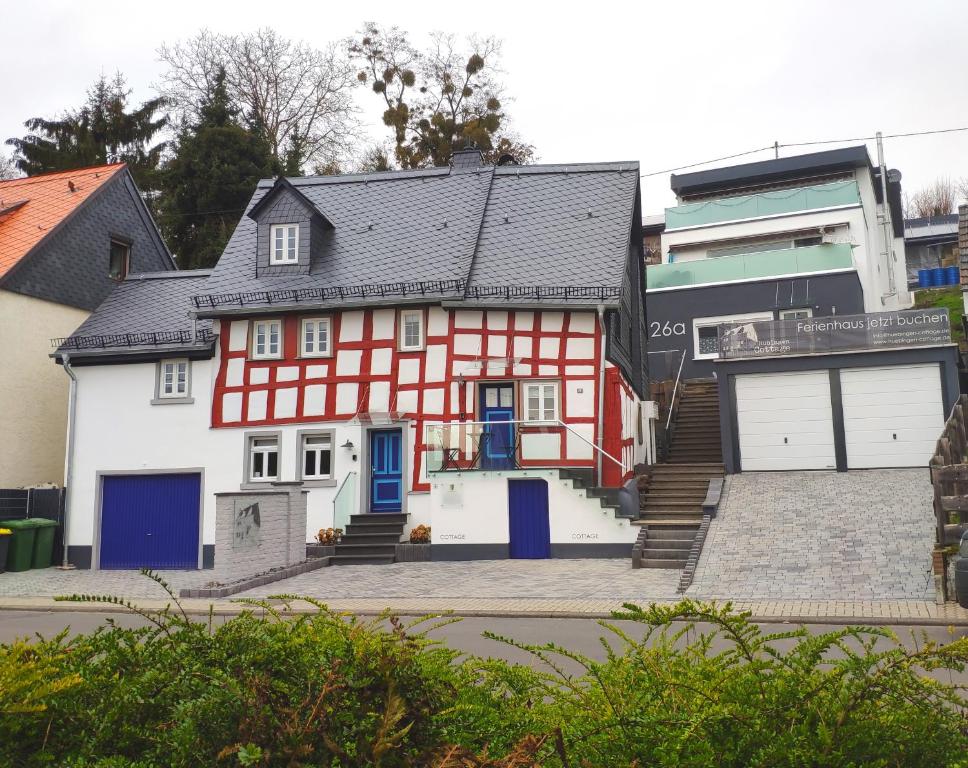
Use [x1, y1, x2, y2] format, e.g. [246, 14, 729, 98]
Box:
[0, 150, 20, 180]
[158, 28, 359, 172]
[907, 176, 957, 218]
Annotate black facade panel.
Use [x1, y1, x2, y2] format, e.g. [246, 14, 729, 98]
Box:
[3, 173, 172, 311]
[645, 272, 865, 381]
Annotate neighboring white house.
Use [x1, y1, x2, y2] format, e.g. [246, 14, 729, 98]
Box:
[646, 146, 911, 379]
[55, 150, 657, 569]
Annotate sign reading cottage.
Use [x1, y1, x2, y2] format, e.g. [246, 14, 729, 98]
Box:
[56, 149, 655, 568]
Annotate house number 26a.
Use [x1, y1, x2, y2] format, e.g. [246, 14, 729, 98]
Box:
[649, 321, 686, 338]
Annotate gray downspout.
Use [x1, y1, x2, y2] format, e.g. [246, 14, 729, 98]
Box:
[596, 305, 607, 485]
[59, 353, 78, 569]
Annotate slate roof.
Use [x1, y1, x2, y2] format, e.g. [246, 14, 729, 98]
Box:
[55, 271, 214, 361]
[196, 161, 640, 313]
[0, 164, 124, 278]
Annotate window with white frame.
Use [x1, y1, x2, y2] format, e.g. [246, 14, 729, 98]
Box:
[399, 309, 424, 351]
[693, 312, 773, 360]
[523, 381, 559, 423]
[248, 435, 279, 482]
[251, 319, 282, 359]
[158, 358, 189, 399]
[269, 224, 298, 264]
[779, 308, 813, 320]
[300, 317, 331, 357]
[301, 433, 333, 480]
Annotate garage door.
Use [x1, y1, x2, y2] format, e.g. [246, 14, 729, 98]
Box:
[735, 371, 836, 471]
[99, 473, 201, 569]
[841, 364, 943, 468]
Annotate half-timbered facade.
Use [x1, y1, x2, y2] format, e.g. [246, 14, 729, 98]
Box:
[56, 150, 654, 568]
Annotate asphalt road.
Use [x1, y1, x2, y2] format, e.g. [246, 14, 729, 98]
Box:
[1, 610, 965, 675]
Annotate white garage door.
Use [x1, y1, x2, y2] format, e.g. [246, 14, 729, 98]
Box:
[841, 364, 943, 468]
[735, 371, 836, 471]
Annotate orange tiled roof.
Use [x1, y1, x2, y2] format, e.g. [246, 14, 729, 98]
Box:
[0, 163, 126, 279]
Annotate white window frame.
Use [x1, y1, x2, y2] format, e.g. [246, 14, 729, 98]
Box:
[269, 224, 299, 264]
[300, 317, 332, 358]
[250, 319, 283, 360]
[158, 358, 189, 399]
[299, 431, 334, 482]
[398, 309, 425, 352]
[693, 312, 773, 360]
[246, 433, 280, 483]
[779, 307, 813, 320]
[522, 380, 560, 424]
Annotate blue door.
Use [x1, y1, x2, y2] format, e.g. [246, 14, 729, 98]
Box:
[99, 473, 201, 569]
[370, 429, 403, 513]
[479, 383, 515, 470]
[508, 479, 551, 559]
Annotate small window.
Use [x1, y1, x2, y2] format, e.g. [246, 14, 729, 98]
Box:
[399, 309, 425, 351]
[696, 326, 720, 356]
[779, 308, 813, 320]
[159, 359, 189, 398]
[251, 319, 282, 359]
[270, 224, 299, 264]
[109, 240, 130, 280]
[523, 381, 559, 423]
[301, 317, 331, 358]
[301, 433, 333, 480]
[248, 436, 279, 482]
[793, 236, 823, 248]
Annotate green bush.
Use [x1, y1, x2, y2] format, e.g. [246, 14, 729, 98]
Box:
[0, 575, 965, 767]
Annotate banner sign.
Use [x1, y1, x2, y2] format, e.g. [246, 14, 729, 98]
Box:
[717, 309, 951, 360]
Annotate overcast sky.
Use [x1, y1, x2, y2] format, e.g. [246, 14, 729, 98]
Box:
[2, 0, 966, 213]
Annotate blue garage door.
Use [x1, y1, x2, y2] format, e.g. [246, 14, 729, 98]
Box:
[100, 473, 201, 569]
[508, 479, 550, 559]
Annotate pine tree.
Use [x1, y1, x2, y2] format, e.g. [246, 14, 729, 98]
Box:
[5, 73, 167, 191]
[158, 68, 276, 269]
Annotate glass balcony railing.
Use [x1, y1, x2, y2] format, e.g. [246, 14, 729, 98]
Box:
[664, 180, 861, 230]
[646, 243, 855, 291]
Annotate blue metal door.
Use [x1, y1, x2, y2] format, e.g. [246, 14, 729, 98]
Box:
[99, 473, 201, 569]
[370, 429, 403, 512]
[480, 383, 515, 470]
[508, 479, 550, 558]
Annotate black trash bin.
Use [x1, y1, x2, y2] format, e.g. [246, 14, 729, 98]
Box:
[956, 533, 968, 610]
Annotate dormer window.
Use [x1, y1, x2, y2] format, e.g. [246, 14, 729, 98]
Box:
[270, 224, 298, 264]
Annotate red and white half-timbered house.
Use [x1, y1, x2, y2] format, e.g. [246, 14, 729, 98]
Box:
[56, 149, 655, 568]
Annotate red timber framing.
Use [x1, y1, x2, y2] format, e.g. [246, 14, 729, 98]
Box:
[212, 307, 633, 491]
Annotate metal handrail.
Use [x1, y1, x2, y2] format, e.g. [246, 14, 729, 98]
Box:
[665, 348, 687, 432]
[423, 419, 627, 473]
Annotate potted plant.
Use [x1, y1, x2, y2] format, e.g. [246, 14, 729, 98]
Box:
[307, 527, 342, 559]
[397, 525, 431, 562]
[0, 528, 11, 572]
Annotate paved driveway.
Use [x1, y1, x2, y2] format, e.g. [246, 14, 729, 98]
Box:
[687, 469, 935, 601]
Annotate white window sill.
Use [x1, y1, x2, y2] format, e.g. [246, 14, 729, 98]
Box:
[151, 397, 195, 405]
[299, 478, 338, 488]
[240, 481, 279, 490]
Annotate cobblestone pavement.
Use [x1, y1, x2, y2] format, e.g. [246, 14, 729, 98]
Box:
[0, 560, 681, 601]
[688, 470, 936, 601]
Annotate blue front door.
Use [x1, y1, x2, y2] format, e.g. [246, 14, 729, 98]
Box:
[479, 383, 515, 470]
[508, 479, 550, 559]
[370, 429, 403, 513]
[99, 473, 201, 569]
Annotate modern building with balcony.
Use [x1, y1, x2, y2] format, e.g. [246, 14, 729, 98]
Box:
[646, 146, 910, 379]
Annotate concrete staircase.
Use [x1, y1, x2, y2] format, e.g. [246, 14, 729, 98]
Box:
[557, 468, 635, 519]
[331, 513, 407, 565]
[634, 380, 725, 569]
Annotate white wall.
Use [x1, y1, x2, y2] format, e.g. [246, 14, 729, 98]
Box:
[428, 469, 637, 546]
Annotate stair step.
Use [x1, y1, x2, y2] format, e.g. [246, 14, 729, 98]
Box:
[633, 517, 704, 526]
[643, 538, 694, 551]
[349, 513, 408, 525]
[344, 523, 405, 535]
[641, 546, 693, 559]
[335, 543, 398, 556]
[338, 532, 402, 544]
[330, 555, 396, 565]
[638, 558, 688, 569]
[646, 528, 700, 539]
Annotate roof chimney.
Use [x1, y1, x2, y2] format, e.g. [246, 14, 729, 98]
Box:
[450, 145, 484, 173]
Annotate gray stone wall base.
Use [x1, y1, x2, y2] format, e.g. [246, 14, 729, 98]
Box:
[550, 543, 632, 558]
[179, 556, 330, 599]
[431, 543, 509, 560]
[396, 543, 431, 562]
[306, 544, 336, 559]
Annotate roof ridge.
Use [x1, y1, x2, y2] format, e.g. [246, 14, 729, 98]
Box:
[0, 163, 126, 187]
[127, 270, 211, 280]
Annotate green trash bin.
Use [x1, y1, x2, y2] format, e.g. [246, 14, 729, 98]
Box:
[0, 520, 39, 572]
[30, 519, 59, 569]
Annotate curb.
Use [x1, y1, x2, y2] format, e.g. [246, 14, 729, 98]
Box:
[0, 598, 965, 627]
